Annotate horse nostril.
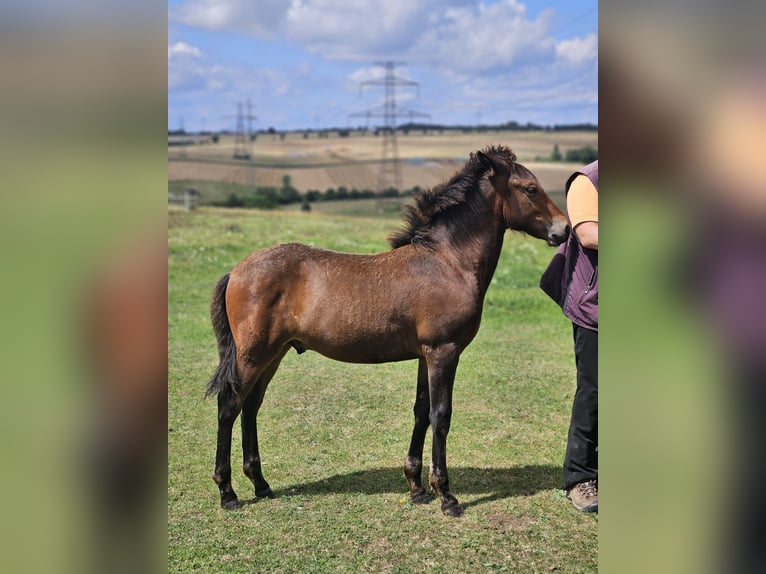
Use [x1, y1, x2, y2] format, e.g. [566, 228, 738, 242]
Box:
[549, 224, 570, 245]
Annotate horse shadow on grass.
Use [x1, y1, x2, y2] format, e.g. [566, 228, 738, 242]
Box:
[245, 464, 561, 510]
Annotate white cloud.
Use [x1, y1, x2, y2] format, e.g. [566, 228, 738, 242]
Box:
[284, 0, 431, 60]
[407, 1, 556, 73]
[556, 33, 597, 65]
[168, 42, 202, 59]
[168, 40, 233, 92]
[170, 0, 289, 37]
[170, 1, 590, 75]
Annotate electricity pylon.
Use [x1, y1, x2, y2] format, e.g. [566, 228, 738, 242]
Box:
[227, 100, 257, 160]
[350, 62, 430, 192]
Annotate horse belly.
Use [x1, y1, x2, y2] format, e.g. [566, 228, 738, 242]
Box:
[299, 311, 419, 364]
[293, 274, 479, 364]
[311, 338, 418, 364]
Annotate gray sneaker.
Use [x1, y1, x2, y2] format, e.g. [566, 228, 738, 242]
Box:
[566, 480, 598, 513]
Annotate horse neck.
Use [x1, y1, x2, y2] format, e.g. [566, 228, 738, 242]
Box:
[472, 220, 507, 296]
[433, 201, 507, 297]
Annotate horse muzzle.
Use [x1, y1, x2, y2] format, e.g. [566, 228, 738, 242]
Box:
[547, 220, 570, 246]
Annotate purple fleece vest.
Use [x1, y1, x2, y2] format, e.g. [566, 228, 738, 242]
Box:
[563, 161, 598, 331]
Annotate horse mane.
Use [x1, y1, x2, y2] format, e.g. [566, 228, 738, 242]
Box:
[388, 145, 517, 249]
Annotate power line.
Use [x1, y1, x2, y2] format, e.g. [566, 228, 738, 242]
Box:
[223, 100, 258, 192]
[224, 100, 257, 160]
[550, 5, 598, 37]
[350, 62, 430, 192]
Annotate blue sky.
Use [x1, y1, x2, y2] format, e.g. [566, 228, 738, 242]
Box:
[168, 0, 597, 132]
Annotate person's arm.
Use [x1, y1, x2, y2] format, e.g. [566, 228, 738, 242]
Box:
[567, 174, 598, 250]
[574, 221, 598, 250]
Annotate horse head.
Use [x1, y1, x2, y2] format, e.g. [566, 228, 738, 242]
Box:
[478, 150, 570, 246]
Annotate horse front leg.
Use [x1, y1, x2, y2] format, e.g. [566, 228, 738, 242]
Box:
[404, 358, 432, 504]
[213, 388, 243, 510]
[427, 347, 463, 517]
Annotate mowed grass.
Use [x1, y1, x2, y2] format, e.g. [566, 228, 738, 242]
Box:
[168, 207, 597, 573]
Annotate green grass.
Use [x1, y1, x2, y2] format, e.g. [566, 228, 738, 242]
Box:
[169, 207, 597, 573]
[169, 179, 285, 207]
[281, 197, 411, 219]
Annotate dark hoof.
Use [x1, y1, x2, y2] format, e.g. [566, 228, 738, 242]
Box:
[441, 502, 464, 517]
[410, 490, 434, 505]
[255, 487, 275, 499]
[221, 498, 241, 510]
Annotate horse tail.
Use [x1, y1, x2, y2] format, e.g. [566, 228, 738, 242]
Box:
[205, 272, 239, 398]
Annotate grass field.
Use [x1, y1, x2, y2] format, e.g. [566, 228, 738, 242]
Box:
[168, 206, 597, 573]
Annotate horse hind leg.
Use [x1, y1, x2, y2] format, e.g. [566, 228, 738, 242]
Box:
[404, 358, 433, 504]
[241, 349, 288, 500]
[213, 386, 243, 510]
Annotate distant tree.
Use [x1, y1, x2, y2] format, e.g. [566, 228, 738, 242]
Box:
[278, 175, 300, 204]
[279, 188, 300, 204]
[565, 146, 598, 164]
[551, 144, 562, 161]
[301, 199, 311, 212]
[211, 133, 220, 144]
[244, 193, 276, 209]
[379, 187, 399, 198]
[225, 193, 243, 207]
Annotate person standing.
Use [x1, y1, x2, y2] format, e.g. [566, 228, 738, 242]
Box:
[556, 160, 599, 512]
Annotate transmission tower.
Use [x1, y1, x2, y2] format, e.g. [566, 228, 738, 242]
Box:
[223, 100, 258, 196]
[350, 62, 430, 192]
[177, 115, 187, 158]
[228, 100, 257, 160]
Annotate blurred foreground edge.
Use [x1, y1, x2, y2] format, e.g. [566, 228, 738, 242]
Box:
[601, 4, 766, 573]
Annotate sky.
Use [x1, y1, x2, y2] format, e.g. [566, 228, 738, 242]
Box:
[168, 0, 597, 132]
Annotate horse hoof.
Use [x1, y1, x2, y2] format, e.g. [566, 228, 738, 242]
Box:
[411, 491, 433, 505]
[255, 487, 275, 499]
[221, 498, 241, 510]
[441, 502, 464, 517]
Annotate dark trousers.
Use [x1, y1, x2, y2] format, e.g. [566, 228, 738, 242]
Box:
[563, 324, 598, 490]
[723, 362, 766, 574]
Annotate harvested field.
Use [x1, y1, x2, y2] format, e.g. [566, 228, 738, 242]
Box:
[168, 129, 596, 194]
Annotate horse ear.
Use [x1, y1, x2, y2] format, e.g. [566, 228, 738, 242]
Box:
[477, 151, 492, 169]
[477, 151, 495, 175]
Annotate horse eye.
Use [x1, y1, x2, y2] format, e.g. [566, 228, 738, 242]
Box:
[526, 185, 537, 195]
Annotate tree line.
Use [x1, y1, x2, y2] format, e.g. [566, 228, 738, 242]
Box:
[213, 175, 421, 211]
[545, 144, 598, 164]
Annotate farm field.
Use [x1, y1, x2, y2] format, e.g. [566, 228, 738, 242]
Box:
[168, 129, 596, 196]
[168, 206, 597, 573]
